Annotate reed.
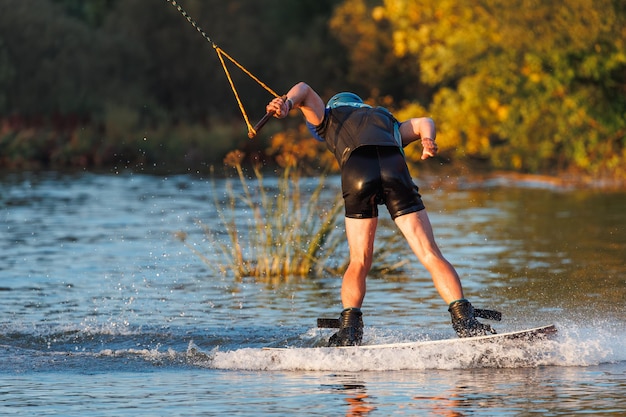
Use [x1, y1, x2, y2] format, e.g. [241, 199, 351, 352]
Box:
[178, 150, 345, 279]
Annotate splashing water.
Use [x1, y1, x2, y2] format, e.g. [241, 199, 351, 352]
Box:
[189, 320, 624, 372]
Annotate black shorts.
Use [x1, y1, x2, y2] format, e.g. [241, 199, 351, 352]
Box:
[341, 146, 425, 219]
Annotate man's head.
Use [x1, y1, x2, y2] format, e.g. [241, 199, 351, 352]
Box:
[326, 92, 364, 108]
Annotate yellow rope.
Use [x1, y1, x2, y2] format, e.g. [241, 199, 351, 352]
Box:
[217, 48, 280, 98]
[166, 0, 280, 137]
[215, 47, 280, 137]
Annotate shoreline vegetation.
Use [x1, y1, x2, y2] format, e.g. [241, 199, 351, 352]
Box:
[1, 1, 624, 185]
[1, 123, 624, 191]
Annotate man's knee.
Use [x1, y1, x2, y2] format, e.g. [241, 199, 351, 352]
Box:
[348, 255, 373, 272]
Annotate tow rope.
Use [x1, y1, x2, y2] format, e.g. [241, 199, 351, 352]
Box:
[165, 0, 279, 138]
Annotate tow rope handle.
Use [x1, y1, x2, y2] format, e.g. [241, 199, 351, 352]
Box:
[248, 110, 275, 138]
[248, 94, 290, 138]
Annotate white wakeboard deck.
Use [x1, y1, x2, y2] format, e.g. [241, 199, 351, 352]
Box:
[264, 324, 556, 351]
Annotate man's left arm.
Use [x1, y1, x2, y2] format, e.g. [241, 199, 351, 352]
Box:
[399, 117, 438, 160]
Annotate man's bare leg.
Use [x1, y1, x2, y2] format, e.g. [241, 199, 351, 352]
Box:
[394, 209, 464, 304]
[341, 217, 378, 308]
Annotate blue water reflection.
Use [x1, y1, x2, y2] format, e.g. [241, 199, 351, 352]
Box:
[1, 171, 625, 416]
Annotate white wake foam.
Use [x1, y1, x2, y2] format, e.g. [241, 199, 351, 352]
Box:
[197, 321, 625, 371]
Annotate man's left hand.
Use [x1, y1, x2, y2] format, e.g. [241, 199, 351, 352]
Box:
[421, 138, 438, 160]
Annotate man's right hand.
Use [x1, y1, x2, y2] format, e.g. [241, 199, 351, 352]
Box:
[266, 96, 291, 119]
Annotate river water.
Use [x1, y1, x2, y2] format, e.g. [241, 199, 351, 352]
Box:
[1, 170, 625, 416]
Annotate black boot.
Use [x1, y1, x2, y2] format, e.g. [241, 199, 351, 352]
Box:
[327, 308, 363, 347]
[449, 299, 496, 338]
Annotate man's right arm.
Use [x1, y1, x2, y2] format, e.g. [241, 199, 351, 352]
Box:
[266, 82, 325, 126]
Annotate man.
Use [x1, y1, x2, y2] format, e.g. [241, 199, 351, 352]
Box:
[266, 82, 498, 346]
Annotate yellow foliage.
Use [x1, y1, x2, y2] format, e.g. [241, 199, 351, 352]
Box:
[392, 31, 407, 57]
[266, 127, 337, 173]
[328, 0, 625, 177]
[371, 6, 385, 21]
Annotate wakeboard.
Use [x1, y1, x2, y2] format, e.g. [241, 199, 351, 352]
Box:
[263, 324, 557, 351]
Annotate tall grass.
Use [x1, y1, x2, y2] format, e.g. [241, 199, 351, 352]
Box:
[177, 150, 346, 280]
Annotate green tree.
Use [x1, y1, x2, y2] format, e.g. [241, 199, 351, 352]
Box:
[0, 0, 139, 118]
[51, 0, 118, 27]
[0, 0, 350, 169]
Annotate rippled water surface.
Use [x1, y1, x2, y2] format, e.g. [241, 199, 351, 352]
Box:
[1, 171, 625, 416]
